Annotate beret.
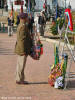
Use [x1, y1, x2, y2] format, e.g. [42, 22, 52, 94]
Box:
[19, 13, 28, 19]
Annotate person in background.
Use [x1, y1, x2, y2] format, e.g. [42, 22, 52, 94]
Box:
[8, 15, 12, 36]
[34, 13, 40, 39]
[8, 15, 14, 36]
[38, 11, 46, 36]
[16, 15, 20, 26]
[11, 16, 14, 35]
[15, 12, 32, 84]
[28, 14, 34, 34]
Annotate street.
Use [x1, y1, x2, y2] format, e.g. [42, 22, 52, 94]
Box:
[0, 33, 75, 100]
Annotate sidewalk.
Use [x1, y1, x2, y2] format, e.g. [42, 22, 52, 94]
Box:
[0, 33, 75, 100]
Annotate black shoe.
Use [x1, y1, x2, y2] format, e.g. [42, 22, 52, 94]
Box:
[8, 35, 11, 37]
[16, 81, 29, 85]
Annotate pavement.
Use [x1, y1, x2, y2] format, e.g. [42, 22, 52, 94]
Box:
[0, 33, 75, 100]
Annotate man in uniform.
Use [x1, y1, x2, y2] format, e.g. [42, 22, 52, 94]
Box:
[15, 12, 32, 84]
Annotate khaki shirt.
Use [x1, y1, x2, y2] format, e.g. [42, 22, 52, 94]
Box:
[15, 22, 32, 55]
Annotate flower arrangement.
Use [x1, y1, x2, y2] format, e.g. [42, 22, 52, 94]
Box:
[48, 61, 64, 87]
[30, 40, 43, 60]
[48, 45, 68, 89]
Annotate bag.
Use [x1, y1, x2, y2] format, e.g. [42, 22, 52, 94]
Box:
[30, 23, 43, 60]
[30, 39, 43, 60]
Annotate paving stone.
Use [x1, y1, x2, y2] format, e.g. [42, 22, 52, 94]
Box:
[0, 33, 75, 100]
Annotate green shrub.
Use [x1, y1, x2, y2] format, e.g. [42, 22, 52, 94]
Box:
[51, 23, 58, 35]
[51, 17, 65, 35]
[57, 17, 65, 29]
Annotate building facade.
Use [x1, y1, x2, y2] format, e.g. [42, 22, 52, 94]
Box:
[35, 0, 52, 11]
[0, 0, 65, 12]
[7, 0, 26, 11]
[34, 0, 64, 11]
[0, 0, 6, 8]
[6, 0, 35, 12]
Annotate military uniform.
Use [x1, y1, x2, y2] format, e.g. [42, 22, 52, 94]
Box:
[15, 22, 32, 55]
[15, 16, 32, 82]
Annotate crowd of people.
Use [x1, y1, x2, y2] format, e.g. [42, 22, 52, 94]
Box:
[7, 11, 46, 37]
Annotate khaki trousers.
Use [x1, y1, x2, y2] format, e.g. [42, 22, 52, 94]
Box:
[16, 55, 27, 82]
[8, 26, 13, 36]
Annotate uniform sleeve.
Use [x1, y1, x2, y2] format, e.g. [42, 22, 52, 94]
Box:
[19, 26, 26, 41]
